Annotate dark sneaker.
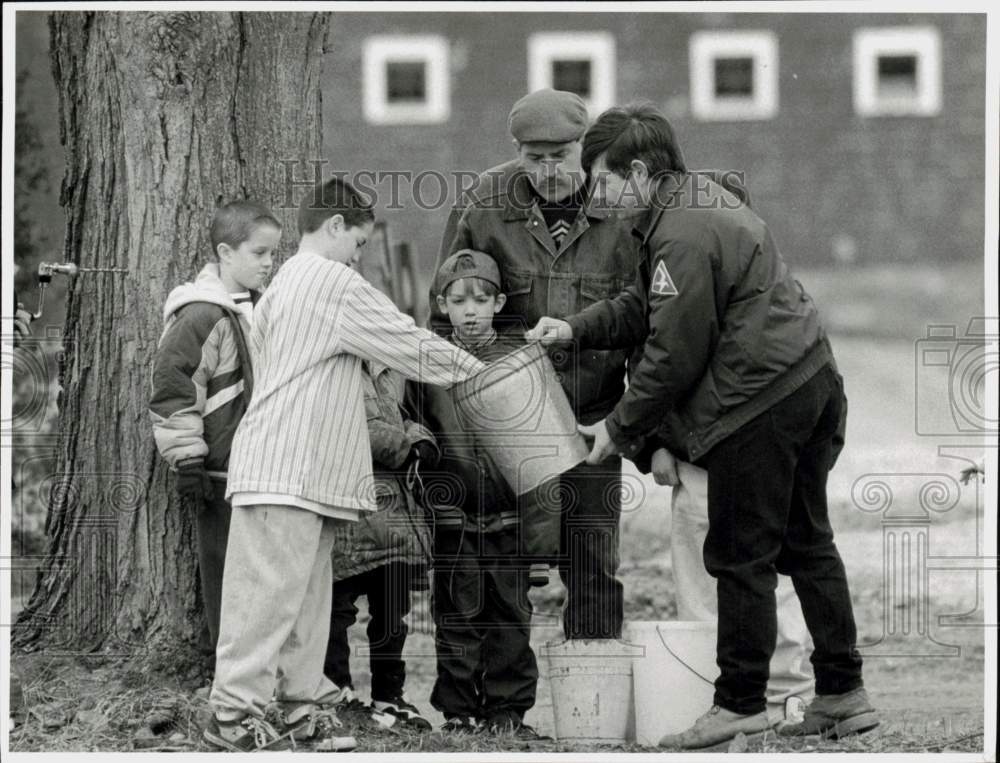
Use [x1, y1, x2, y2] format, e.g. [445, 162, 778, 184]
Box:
[202, 713, 293, 752]
[778, 687, 879, 739]
[281, 703, 358, 751]
[438, 715, 481, 734]
[328, 688, 392, 730]
[372, 695, 432, 731]
[658, 705, 773, 751]
[485, 715, 551, 741]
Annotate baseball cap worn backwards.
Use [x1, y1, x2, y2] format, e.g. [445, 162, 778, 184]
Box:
[435, 249, 502, 295]
[508, 88, 588, 144]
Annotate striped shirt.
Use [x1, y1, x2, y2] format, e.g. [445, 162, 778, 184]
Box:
[227, 250, 485, 519]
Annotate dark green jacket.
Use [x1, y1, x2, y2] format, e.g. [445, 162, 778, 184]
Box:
[330, 363, 436, 582]
[567, 172, 834, 463]
[434, 160, 642, 425]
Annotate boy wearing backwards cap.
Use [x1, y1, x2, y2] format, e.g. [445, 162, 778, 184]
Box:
[203, 178, 484, 752]
[417, 250, 546, 738]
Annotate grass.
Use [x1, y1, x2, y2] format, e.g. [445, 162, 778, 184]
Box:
[9, 647, 985, 753]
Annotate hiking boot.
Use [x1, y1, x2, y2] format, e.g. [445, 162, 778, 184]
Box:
[658, 705, 773, 751]
[438, 715, 481, 735]
[372, 695, 432, 731]
[202, 713, 293, 752]
[777, 687, 879, 739]
[280, 703, 358, 751]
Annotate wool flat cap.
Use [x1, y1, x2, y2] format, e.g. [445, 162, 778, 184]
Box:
[508, 89, 588, 144]
[434, 249, 502, 295]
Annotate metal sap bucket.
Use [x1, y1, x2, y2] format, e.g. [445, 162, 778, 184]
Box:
[450, 342, 589, 495]
[543, 638, 640, 744]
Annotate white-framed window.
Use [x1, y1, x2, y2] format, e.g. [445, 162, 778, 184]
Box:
[852, 27, 941, 117]
[362, 35, 450, 124]
[689, 31, 779, 121]
[527, 32, 616, 115]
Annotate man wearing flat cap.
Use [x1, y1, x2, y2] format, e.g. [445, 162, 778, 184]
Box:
[432, 89, 641, 646]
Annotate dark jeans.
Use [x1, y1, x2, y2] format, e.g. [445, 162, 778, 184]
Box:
[698, 365, 863, 715]
[557, 458, 624, 639]
[431, 527, 537, 721]
[324, 562, 411, 702]
[194, 477, 233, 660]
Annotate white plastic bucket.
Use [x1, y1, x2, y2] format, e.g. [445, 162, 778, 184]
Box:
[625, 621, 719, 746]
[451, 342, 589, 495]
[542, 639, 639, 744]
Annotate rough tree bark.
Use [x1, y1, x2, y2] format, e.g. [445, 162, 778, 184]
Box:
[14, 11, 330, 668]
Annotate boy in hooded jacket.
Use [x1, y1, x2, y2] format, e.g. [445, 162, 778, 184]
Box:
[150, 200, 281, 661]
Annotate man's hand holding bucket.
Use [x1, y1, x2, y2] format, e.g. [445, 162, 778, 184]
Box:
[525, 316, 573, 346]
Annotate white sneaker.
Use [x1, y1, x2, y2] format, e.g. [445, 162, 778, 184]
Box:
[784, 696, 806, 724]
[372, 695, 432, 731]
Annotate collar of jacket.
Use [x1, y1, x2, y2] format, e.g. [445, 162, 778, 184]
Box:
[365, 358, 390, 382]
[631, 172, 690, 245]
[452, 328, 498, 354]
[501, 170, 612, 222]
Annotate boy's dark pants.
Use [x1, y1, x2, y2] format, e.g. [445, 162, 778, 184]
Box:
[324, 562, 411, 702]
[194, 477, 233, 661]
[698, 365, 863, 716]
[557, 459, 624, 639]
[431, 527, 537, 721]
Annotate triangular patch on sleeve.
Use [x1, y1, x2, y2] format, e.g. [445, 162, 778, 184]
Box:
[651, 260, 679, 297]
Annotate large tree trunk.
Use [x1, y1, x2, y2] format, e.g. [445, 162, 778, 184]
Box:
[14, 11, 329, 667]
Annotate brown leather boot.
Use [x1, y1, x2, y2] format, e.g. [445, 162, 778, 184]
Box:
[658, 705, 773, 750]
[777, 687, 879, 739]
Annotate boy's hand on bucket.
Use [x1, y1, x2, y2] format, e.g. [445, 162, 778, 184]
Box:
[651, 448, 680, 486]
[525, 317, 573, 346]
[581, 421, 621, 465]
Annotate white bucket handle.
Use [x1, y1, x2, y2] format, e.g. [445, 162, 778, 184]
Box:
[656, 625, 716, 686]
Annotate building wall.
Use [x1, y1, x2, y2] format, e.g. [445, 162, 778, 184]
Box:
[321, 11, 986, 311]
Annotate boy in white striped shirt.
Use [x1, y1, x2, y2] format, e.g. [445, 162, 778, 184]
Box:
[204, 179, 485, 752]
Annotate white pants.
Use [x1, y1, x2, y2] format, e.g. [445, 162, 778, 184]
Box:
[210, 504, 344, 720]
[671, 462, 815, 715]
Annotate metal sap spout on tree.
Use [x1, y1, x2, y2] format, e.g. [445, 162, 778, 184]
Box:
[32, 261, 129, 320]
